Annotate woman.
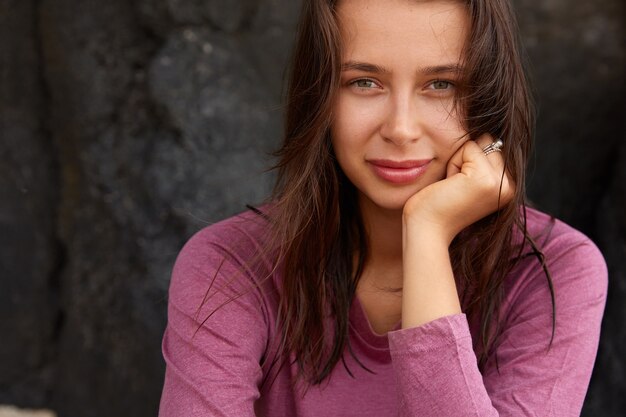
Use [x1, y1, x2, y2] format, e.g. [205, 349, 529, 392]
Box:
[159, 0, 607, 415]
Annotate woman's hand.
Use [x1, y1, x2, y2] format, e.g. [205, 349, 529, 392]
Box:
[400, 134, 512, 327]
[403, 134, 514, 245]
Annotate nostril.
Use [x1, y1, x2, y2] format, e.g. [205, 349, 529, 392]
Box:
[380, 110, 422, 145]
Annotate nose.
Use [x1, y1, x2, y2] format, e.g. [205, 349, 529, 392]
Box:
[379, 92, 422, 146]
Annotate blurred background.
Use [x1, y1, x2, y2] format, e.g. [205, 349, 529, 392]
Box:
[0, 0, 624, 416]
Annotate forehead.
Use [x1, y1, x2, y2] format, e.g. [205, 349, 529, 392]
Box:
[336, 0, 469, 65]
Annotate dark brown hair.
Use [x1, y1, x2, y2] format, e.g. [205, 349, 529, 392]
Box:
[268, 0, 555, 385]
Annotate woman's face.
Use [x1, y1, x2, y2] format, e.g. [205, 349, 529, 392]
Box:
[331, 0, 470, 213]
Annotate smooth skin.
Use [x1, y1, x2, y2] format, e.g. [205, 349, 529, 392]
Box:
[331, 0, 513, 333]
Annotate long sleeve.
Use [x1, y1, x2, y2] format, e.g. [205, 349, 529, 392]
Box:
[387, 229, 608, 416]
[159, 227, 270, 417]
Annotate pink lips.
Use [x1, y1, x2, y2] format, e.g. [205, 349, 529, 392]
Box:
[368, 159, 432, 184]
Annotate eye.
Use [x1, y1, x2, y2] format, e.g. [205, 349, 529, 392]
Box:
[350, 78, 379, 89]
[429, 80, 454, 90]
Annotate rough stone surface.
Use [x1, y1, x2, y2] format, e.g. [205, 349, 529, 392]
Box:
[586, 136, 626, 416]
[516, 0, 625, 231]
[514, 0, 626, 414]
[36, 2, 167, 415]
[165, 0, 258, 32]
[0, 0, 623, 416]
[0, 0, 60, 408]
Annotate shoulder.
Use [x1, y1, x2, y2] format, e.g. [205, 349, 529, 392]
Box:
[168, 206, 277, 321]
[505, 207, 607, 313]
[162, 207, 278, 391]
[523, 207, 599, 254]
[178, 206, 273, 267]
[522, 207, 606, 280]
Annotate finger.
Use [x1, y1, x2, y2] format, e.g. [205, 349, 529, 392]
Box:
[446, 145, 464, 177]
[474, 133, 495, 150]
[478, 136, 515, 202]
[446, 139, 486, 178]
[466, 139, 515, 206]
[476, 134, 506, 172]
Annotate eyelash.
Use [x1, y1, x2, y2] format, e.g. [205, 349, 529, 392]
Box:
[348, 78, 455, 91]
[349, 78, 380, 89]
[429, 80, 454, 90]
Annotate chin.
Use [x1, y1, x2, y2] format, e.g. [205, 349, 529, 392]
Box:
[360, 190, 415, 213]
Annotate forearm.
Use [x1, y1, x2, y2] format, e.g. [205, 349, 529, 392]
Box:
[401, 222, 461, 329]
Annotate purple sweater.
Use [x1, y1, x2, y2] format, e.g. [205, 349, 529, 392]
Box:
[159, 207, 607, 416]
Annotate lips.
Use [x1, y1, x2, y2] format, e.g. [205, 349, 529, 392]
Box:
[367, 159, 432, 184]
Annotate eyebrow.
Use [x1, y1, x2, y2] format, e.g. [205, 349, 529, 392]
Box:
[341, 61, 463, 75]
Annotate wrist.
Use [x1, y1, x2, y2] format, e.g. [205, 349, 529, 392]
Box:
[402, 214, 456, 248]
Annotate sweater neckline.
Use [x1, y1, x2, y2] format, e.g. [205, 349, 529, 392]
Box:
[349, 294, 401, 353]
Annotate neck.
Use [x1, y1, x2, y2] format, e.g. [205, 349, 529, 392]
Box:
[358, 196, 404, 288]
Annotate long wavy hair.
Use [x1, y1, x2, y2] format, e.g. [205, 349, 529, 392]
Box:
[267, 0, 555, 385]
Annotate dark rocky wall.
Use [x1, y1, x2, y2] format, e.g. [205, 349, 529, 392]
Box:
[0, 0, 60, 407]
[0, 0, 623, 416]
[515, 0, 626, 414]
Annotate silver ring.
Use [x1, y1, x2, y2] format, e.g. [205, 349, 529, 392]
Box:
[482, 139, 503, 156]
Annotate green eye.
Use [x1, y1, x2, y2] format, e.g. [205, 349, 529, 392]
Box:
[354, 79, 377, 88]
[432, 80, 452, 90]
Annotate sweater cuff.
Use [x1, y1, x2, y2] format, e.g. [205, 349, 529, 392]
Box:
[387, 313, 472, 354]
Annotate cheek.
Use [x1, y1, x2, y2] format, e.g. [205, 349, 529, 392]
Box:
[330, 126, 366, 184]
[427, 104, 467, 155]
[331, 99, 373, 156]
[334, 92, 383, 133]
[437, 137, 468, 169]
[428, 99, 464, 132]
[330, 127, 357, 173]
